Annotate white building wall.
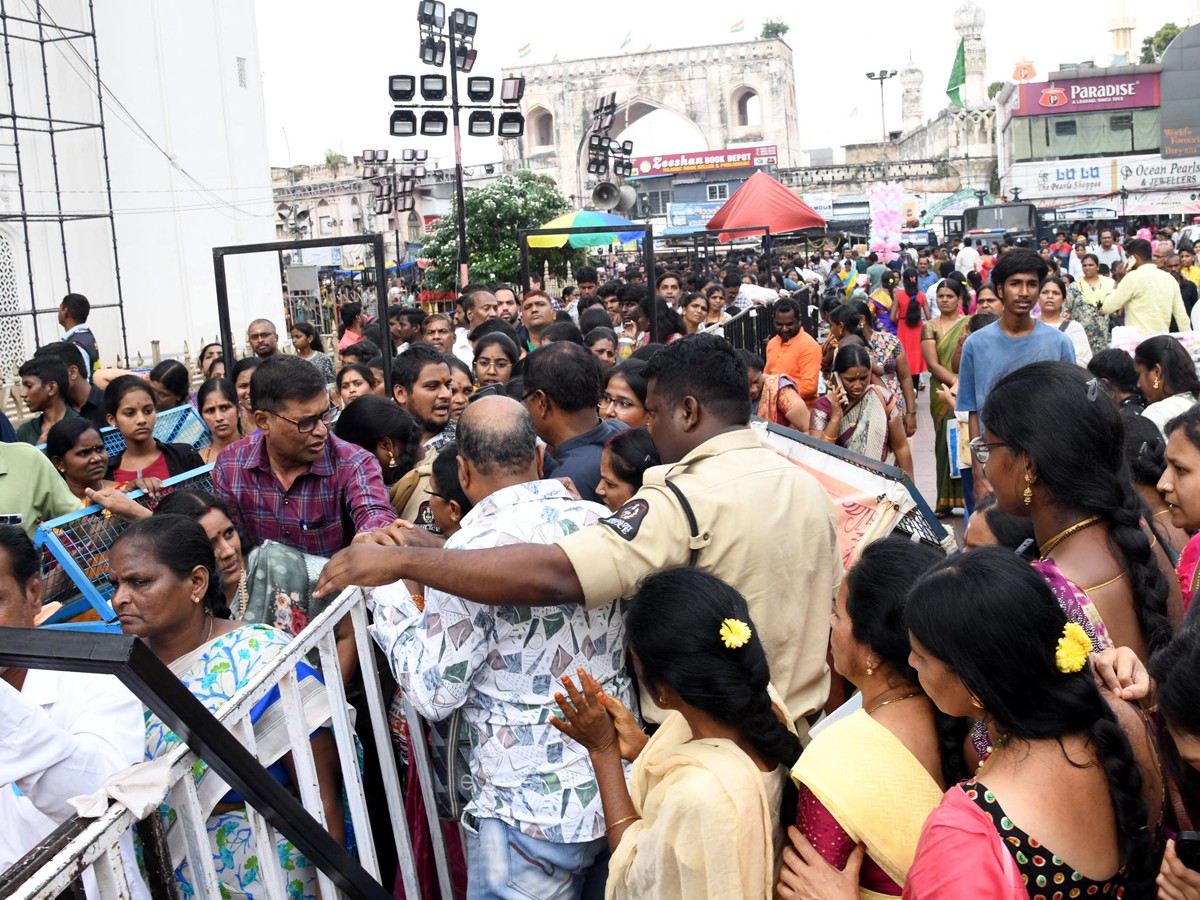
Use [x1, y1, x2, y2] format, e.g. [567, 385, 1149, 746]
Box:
[0, 0, 277, 367]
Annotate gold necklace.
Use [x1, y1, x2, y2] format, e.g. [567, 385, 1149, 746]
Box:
[235, 570, 249, 619]
[203, 612, 214, 644]
[865, 691, 922, 715]
[1038, 515, 1102, 559]
[1153, 508, 1172, 519]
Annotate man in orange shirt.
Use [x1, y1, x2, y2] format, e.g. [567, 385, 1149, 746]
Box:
[764, 297, 821, 406]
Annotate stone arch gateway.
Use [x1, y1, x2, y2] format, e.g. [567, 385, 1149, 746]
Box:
[503, 38, 801, 203]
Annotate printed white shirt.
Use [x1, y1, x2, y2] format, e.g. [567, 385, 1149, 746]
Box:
[368, 479, 632, 843]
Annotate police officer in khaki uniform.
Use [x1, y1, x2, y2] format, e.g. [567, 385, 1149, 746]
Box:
[317, 334, 842, 730]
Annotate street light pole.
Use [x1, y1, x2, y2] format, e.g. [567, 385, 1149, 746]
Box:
[865, 70, 898, 141]
[447, 16, 469, 290]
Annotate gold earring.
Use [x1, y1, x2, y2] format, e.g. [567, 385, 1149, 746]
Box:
[192, 595, 201, 604]
[1023, 471, 1035, 506]
[388, 452, 397, 469]
[1154, 377, 1162, 390]
[865, 659, 874, 677]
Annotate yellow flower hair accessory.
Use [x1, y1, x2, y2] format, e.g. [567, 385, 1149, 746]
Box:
[1055, 622, 1091, 674]
[719, 618, 752, 649]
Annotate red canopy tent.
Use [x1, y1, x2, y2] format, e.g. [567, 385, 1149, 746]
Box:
[705, 171, 825, 242]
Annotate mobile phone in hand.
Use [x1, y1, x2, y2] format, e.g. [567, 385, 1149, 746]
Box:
[832, 373, 849, 409]
[1177, 831, 1200, 871]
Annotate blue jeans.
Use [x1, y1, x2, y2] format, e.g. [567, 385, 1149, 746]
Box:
[961, 466, 975, 530]
[466, 817, 608, 900]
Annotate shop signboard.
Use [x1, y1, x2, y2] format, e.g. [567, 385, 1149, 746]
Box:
[1014, 73, 1159, 117]
[629, 145, 778, 179]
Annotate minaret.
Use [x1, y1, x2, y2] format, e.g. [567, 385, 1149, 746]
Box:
[900, 58, 924, 132]
[1108, 0, 1136, 65]
[953, 1, 987, 108]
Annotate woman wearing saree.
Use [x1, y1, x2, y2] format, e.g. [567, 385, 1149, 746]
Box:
[108, 515, 346, 900]
[810, 344, 913, 479]
[919, 280, 969, 515]
[1065, 253, 1114, 355]
[790, 539, 966, 898]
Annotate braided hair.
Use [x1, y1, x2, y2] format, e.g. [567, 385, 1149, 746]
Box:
[982, 361, 1172, 654]
[627, 568, 803, 775]
[901, 267, 923, 328]
[908, 548, 1154, 893]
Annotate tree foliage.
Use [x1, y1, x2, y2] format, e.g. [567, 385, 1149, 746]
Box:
[419, 170, 586, 291]
[1141, 22, 1181, 63]
[987, 80, 1005, 100]
[324, 149, 344, 169]
[761, 19, 790, 40]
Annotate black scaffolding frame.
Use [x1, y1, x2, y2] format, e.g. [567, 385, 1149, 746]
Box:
[0, 0, 129, 359]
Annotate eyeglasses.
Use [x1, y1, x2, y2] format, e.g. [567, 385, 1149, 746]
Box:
[424, 488, 448, 500]
[598, 394, 642, 412]
[270, 405, 337, 433]
[476, 358, 512, 371]
[968, 436, 1008, 464]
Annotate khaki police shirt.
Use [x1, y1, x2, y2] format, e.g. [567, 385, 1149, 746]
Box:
[557, 428, 842, 724]
[393, 446, 441, 533]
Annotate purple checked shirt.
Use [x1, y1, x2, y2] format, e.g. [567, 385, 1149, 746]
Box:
[212, 432, 395, 557]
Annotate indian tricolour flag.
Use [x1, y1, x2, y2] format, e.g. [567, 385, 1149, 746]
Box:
[620, 32, 632, 49]
[518, 43, 531, 58]
[730, 19, 745, 32]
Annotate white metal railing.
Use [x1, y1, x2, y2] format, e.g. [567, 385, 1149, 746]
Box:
[7, 587, 452, 900]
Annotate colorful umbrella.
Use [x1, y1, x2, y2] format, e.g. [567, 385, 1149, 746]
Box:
[526, 210, 645, 248]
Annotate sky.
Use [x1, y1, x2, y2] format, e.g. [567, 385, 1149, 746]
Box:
[256, 0, 1199, 171]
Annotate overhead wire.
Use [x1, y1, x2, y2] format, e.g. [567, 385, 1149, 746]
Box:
[17, 0, 273, 219]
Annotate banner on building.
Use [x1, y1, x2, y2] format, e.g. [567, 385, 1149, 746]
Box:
[1013, 73, 1160, 117]
[662, 201, 726, 235]
[629, 145, 778, 179]
[1005, 153, 1200, 199]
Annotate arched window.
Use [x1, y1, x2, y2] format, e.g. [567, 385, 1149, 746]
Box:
[732, 87, 761, 128]
[528, 107, 554, 148]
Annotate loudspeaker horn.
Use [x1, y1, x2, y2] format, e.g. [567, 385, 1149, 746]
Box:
[592, 182, 619, 210]
[614, 185, 638, 214]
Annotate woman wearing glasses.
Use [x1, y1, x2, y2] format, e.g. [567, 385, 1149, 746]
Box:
[473, 332, 519, 388]
[599, 359, 650, 428]
[971, 360, 1177, 664]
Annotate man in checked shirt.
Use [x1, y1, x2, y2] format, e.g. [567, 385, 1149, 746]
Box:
[213, 355, 395, 557]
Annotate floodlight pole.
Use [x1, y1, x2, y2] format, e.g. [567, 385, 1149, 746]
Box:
[448, 15, 469, 290]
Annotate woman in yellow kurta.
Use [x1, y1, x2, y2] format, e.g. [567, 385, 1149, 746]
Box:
[551, 568, 801, 900]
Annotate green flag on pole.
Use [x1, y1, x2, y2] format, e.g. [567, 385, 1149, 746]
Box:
[946, 38, 966, 107]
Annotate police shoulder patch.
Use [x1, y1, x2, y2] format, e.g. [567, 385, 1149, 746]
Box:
[600, 499, 649, 541]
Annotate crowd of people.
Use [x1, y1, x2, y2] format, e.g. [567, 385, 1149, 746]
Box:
[7, 225, 1200, 900]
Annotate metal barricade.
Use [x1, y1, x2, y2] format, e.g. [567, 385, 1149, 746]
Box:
[35, 404, 211, 456]
[1, 588, 437, 900]
[35, 465, 216, 631]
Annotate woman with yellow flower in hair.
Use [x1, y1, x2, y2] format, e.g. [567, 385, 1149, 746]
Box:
[778, 548, 1164, 900]
[551, 567, 802, 899]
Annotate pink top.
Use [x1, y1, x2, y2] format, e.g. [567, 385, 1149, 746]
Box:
[903, 787, 1026, 899]
[797, 785, 903, 895]
[1176, 532, 1200, 613]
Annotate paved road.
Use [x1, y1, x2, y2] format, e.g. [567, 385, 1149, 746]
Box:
[908, 381, 965, 545]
